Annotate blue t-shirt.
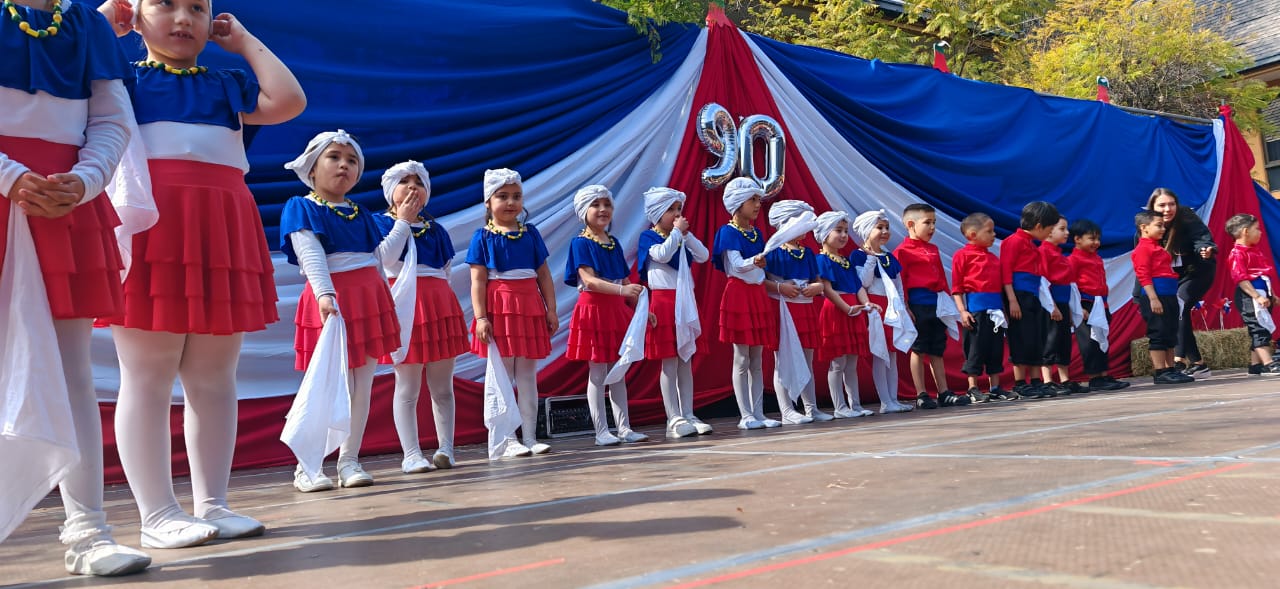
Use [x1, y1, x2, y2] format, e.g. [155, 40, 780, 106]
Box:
[711, 223, 765, 272]
[131, 67, 258, 129]
[817, 250, 868, 293]
[564, 234, 630, 287]
[637, 228, 695, 278]
[465, 223, 550, 272]
[279, 196, 383, 265]
[372, 214, 454, 269]
[765, 246, 819, 281]
[0, 2, 132, 99]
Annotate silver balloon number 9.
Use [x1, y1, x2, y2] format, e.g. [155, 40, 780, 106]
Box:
[696, 102, 786, 199]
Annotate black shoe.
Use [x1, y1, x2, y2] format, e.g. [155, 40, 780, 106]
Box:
[1248, 363, 1264, 376]
[938, 390, 970, 406]
[967, 387, 989, 403]
[988, 387, 1018, 401]
[1102, 375, 1130, 390]
[1153, 368, 1193, 385]
[1171, 360, 1188, 372]
[1028, 379, 1055, 398]
[1184, 363, 1211, 379]
[1067, 381, 1090, 395]
[1048, 382, 1072, 396]
[1263, 361, 1280, 376]
[1089, 377, 1122, 392]
[917, 392, 939, 409]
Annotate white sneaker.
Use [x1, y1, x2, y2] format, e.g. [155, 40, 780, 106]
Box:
[401, 454, 436, 474]
[64, 534, 150, 576]
[807, 409, 835, 422]
[781, 411, 814, 425]
[832, 407, 858, 419]
[432, 450, 455, 469]
[337, 460, 374, 488]
[759, 418, 783, 428]
[595, 432, 622, 446]
[667, 417, 699, 438]
[618, 430, 649, 443]
[200, 506, 265, 539]
[293, 465, 334, 493]
[880, 402, 914, 414]
[856, 408, 875, 417]
[737, 417, 765, 430]
[529, 442, 552, 454]
[140, 514, 219, 549]
[503, 440, 533, 458]
[686, 416, 714, 435]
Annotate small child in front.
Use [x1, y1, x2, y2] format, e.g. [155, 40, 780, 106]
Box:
[1132, 210, 1194, 385]
[951, 213, 1013, 401]
[895, 203, 963, 408]
[1039, 216, 1083, 394]
[1001, 201, 1059, 398]
[1225, 214, 1280, 375]
[1067, 219, 1129, 391]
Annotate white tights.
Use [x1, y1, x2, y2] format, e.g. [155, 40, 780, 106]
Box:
[54, 320, 111, 542]
[112, 327, 243, 528]
[339, 358, 377, 464]
[659, 357, 697, 421]
[501, 356, 540, 446]
[774, 348, 817, 418]
[586, 362, 632, 437]
[828, 354, 867, 412]
[869, 352, 906, 410]
[392, 359, 456, 459]
[732, 344, 765, 420]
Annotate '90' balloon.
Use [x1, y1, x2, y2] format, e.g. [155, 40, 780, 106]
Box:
[696, 103, 786, 199]
[697, 103, 738, 190]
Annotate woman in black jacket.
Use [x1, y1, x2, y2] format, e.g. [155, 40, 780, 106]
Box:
[1146, 187, 1218, 377]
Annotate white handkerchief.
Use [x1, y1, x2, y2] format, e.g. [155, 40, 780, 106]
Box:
[775, 298, 811, 401]
[388, 238, 418, 364]
[281, 310, 351, 480]
[935, 291, 961, 341]
[606, 289, 649, 384]
[483, 341, 524, 460]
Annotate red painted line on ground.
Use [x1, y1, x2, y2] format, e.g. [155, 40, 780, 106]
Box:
[411, 557, 567, 589]
[1133, 460, 1183, 466]
[668, 463, 1252, 589]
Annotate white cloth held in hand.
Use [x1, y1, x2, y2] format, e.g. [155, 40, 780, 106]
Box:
[880, 274, 916, 353]
[935, 291, 961, 341]
[281, 308, 351, 480]
[674, 244, 701, 362]
[1256, 277, 1275, 333]
[775, 298, 810, 401]
[866, 308, 890, 363]
[0, 205, 79, 542]
[606, 289, 649, 384]
[1068, 284, 1084, 330]
[1087, 299, 1110, 353]
[1037, 277, 1056, 314]
[388, 237, 418, 364]
[483, 341, 523, 460]
[988, 309, 1009, 332]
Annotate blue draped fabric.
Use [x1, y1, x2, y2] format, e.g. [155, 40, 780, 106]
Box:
[1257, 182, 1280, 256]
[749, 34, 1220, 256]
[136, 0, 700, 247]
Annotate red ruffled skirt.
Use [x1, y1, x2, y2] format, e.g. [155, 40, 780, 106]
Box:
[379, 276, 469, 365]
[718, 277, 778, 348]
[645, 288, 704, 360]
[470, 278, 551, 359]
[817, 293, 871, 362]
[0, 136, 123, 319]
[566, 290, 632, 363]
[294, 266, 399, 370]
[781, 298, 822, 349]
[104, 159, 278, 333]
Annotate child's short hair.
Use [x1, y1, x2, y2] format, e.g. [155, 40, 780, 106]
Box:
[903, 203, 936, 221]
[1134, 210, 1161, 229]
[1226, 213, 1258, 239]
[959, 212, 992, 237]
[1069, 218, 1101, 241]
[1020, 201, 1060, 230]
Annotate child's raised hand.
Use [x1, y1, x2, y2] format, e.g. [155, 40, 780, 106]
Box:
[98, 0, 134, 37]
[394, 191, 425, 221]
[752, 254, 767, 268]
[544, 309, 559, 333]
[209, 13, 253, 54]
[673, 216, 690, 233]
[801, 283, 824, 297]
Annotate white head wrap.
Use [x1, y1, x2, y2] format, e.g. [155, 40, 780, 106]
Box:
[851, 209, 889, 246]
[767, 200, 815, 229]
[283, 129, 365, 191]
[483, 168, 522, 202]
[128, 0, 213, 25]
[573, 184, 613, 223]
[723, 177, 764, 215]
[813, 211, 851, 245]
[380, 160, 430, 207]
[643, 187, 686, 225]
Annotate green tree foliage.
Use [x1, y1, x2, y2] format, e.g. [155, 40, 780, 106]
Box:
[598, 1, 738, 61]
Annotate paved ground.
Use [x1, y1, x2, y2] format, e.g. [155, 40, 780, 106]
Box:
[4, 370, 1279, 589]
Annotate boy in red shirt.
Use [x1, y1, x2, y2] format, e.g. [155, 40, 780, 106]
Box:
[952, 213, 1014, 401]
[895, 203, 964, 408]
[1133, 210, 1194, 384]
[1225, 213, 1280, 375]
[1002, 201, 1059, 398]
[1068, 219, 1129, 391]
[1039, 216, 1082, 394]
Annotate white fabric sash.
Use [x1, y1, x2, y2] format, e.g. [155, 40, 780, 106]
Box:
[674, 246, 701, 363]
[606, 289, 649, 385]
[866, 308, 889, 362]
[280, 310, 351, 480]
[1257, 276, 1276, 333]
[1087, 298, 1110, 352]
[388, 239, 418, 364]
[106, 109, 159, 279]
[1037, 277, 1056, 314]
[1068, 284, 1085, 331]
[935, 291, 961, 341]
[0, 204, 78, 542]
[484, 341, 523, 460]
[880, 273, 916, 353]
[489, 269, 537, 280]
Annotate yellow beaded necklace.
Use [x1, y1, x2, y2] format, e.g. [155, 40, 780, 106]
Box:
[580, 229, 617, 250]
[390, 212, 430, 237]
[783, 244, 806, 260]
[728, 218, 759, 243]
[5, 0, 61, 39]
[824, 252, 850, 270]
[652, 226, 670, 239]
[309, 192, 360, 221]
[486, 221, 526, 240]
[136, 59, 208, 76]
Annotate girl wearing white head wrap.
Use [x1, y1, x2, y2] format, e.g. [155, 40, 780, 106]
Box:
[466, 168, 558, 459]
[762, 200, 829, 425]
[711, 178, 785, 430]
[279, 132, 416, 492]
[563, 185, 649, 446]
[100, 0, 306, 559]
[851, 209, 916, 413]
[374, 162, 468, 473]
[813, 211, 881, 418]
[638, 187, 712, 438]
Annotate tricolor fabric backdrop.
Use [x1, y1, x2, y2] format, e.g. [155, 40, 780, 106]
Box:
[88, 0, 1280, 482]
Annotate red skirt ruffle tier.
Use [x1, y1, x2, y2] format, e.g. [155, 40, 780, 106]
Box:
[781, 298, 822, 349]
[0, 136, 123, 319]
[294, 266, 400, 370]
[379, 276, 469, 365]
[644, 288, 705, 360]
[104, 159, 278, 334]
[817, 293, 871, 362]
[566, 290, 632, 363]
[470, 278, 551, 359]
[718, 277, 778, 348]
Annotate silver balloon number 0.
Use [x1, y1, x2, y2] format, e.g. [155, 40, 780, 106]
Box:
[697, 103, 786, 198]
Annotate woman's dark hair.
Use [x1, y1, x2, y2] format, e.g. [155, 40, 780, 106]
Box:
[1146, 187, 1183, 252]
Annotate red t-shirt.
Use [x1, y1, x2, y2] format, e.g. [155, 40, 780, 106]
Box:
[1132, 237, 1177, 286]
[1039, 241, 1073, 286]
[1000, 228, 1044, 285]
[1228, 242, 1275, 285]
[951, 243, 1001, 294]
[894, 237, 949, 292]
[1068, 248, 1108, 297]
